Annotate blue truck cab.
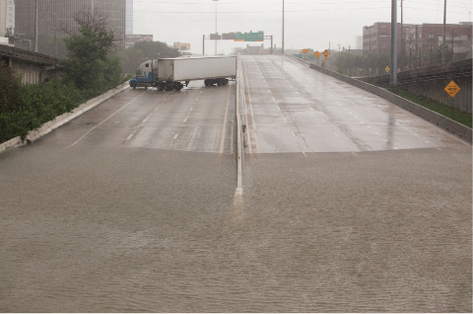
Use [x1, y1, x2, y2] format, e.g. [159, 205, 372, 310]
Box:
[129, 60, 155, 89]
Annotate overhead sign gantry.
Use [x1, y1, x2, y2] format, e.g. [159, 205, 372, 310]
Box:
[203, 31, 273, 55]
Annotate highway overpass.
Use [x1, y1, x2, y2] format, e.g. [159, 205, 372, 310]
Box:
[0, 55, 471, 312]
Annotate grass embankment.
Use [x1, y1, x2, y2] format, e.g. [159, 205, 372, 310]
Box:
[397, 89, 472, 128]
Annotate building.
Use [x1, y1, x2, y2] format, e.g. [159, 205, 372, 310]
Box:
[363, 22, 408, 55]
[410, 23, 472, 60]
[14, 0, 127, 57]
[0, 0, 15, 38]
[363, 22, 472, 62]
[126, 0, 132, 35]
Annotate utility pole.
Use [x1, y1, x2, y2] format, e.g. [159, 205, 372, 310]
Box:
[390, 0, 398, 87]
[282, 0, 285, 54]
[400, 0, 403, 71]
[213, 0, 218, 55]
[35, 0, 39, 52]
[54, 0, 57, 57]
[442, 0, 447, 64]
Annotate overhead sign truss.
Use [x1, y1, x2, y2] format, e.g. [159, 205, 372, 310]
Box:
[206, 31, 265, 42]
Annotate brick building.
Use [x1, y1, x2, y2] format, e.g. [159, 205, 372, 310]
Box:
[410, 23, 472, 60]
[363, 22, 472, 62]
[14, 0, 126, 57]
[363, 22, 407, 55]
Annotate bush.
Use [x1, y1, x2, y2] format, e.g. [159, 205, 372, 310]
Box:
[0, 78, 84, 143]
[0, 61, 22, 113]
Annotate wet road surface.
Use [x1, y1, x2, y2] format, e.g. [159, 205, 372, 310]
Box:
[240, 55, 463, 154]
[0, 57, 471, 312]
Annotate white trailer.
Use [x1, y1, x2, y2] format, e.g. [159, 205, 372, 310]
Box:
[158, 56, 236, 84]
[129, 56, 237, 91]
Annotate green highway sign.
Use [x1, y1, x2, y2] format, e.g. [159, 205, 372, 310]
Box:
[234, 31, 264, 42]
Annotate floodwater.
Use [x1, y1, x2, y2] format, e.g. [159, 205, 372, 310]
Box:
[0, 56, 471, 312]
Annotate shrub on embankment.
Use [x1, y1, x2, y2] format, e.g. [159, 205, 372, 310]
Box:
[0, 61, 84, 143]
[0, 15, 125, 145]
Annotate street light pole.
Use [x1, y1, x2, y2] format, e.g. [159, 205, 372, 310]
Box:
[282, 0, 285, 54]
[442, 0, 447, 64]
[213, 0, 218, 55]
[390, 0, 398, 87]
[400, 0, 403, 71]
[35, 0, 38, 52]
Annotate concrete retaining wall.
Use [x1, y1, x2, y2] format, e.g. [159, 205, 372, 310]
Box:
[286, 55, 472, 143]
[0, 82, 130, 153]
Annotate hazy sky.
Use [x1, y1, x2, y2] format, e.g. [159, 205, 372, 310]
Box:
[132, 0, 472, 55]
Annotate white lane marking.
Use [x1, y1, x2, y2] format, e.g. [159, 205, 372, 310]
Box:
[68, 90, 148, 147]
[334, 132, 340, 138]
[124, 95, 168, 145]
[171, 133, 178, 145]
[181, 107, 193, 126]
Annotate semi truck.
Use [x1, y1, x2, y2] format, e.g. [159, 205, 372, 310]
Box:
[129, 56, 237, 91]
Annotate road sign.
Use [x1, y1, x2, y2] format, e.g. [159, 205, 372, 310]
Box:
[322, 49, 330, 57]
[222, 32, 235, 40]
[385, 66, 390, 73]
[210, 33, 222, 40]
[444, 80, 461, 98]
[313, 51, 321, 58]
[302, 49, 310, 53]
[234, 31, 264, 42]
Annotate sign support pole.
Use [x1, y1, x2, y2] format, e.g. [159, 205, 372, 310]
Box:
[390, 0, 398, 87]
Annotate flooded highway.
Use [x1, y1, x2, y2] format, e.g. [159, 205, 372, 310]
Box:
[0, 56, 471, 312]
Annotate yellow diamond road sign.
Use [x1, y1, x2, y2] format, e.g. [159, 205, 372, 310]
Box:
[313, 51, 321, 58]
[385, 66, 390, 73]
[444, 80, 461, 98]
[322, 49, 330, 57]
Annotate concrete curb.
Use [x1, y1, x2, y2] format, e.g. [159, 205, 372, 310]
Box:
[285, 54, 472, 143]
[0, 82, 130, 153]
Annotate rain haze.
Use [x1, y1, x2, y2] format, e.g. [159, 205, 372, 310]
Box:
[132, 0, 473, 55]
[1, 1, 472, 312]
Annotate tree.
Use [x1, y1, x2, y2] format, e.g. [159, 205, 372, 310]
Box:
[115, 41, 181, 75]
[61, 12, 122, 98]
[0, 61, 21, 113]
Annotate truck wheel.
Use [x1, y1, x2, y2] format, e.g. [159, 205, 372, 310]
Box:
[131, 82, 137, 90]
[175, 83, 183, 91]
